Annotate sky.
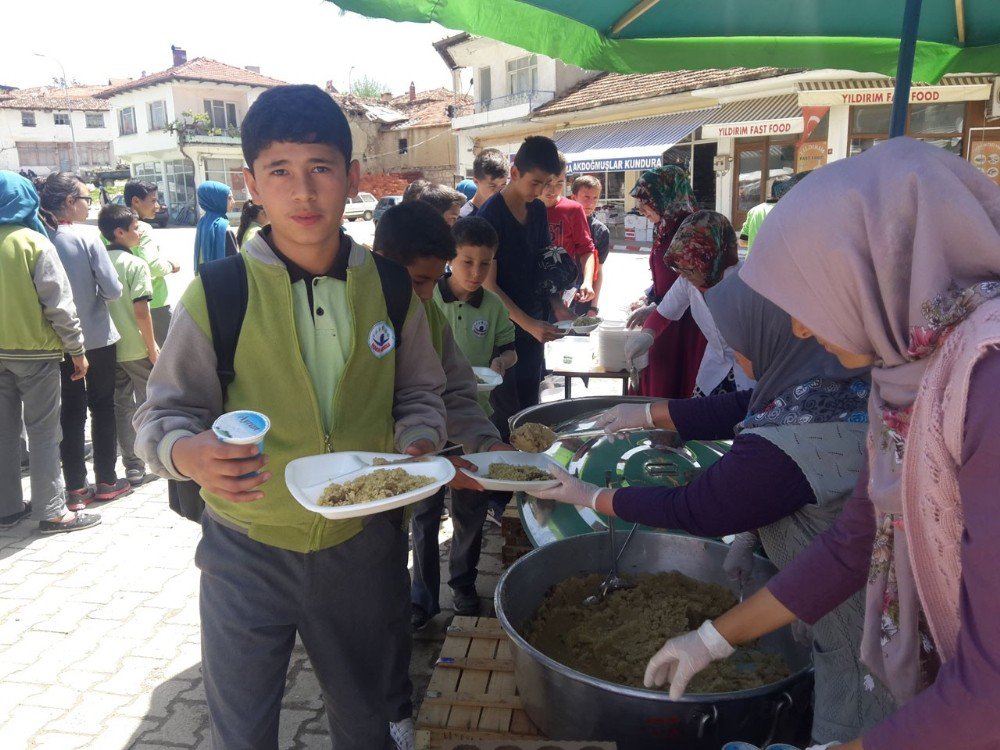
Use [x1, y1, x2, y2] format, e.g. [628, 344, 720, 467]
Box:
[3, 1, 463, 97]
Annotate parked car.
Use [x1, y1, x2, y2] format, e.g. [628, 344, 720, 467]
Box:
[343, 192, 377, 221]
[373, 195, 403, 225]
[110, 194, 170, 228]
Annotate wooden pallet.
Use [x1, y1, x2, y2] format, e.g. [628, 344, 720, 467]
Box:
[415, 616, 542, 749]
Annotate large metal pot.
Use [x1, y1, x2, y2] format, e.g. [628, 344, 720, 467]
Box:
[496, 532, 814, 750]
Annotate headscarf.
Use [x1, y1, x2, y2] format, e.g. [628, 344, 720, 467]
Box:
[194, 181, 232, 271]
[0, 171, 48, 235]
[663, 210, 739, 288]
[629, 165, 695, 226]
[455, 179, 477, 201]
[741, 137, 1000, 702]
[705, 272, 870, 428]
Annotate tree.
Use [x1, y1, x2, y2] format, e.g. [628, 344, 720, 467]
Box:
[350, 74, 391, 100]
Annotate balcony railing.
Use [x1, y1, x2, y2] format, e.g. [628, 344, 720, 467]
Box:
[474, 90, 555, 114]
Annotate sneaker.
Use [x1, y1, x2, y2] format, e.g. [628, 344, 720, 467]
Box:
[410, 604, 431, 632]
[389, 718, 415, 750]
[485, 507, 502, 528]
[0, 502, 31, 529]
[452, 586, 481, 617]
[66, 486, 95, 512]
[39, 512, 101, 535]
[125, 468, 145, 487]
[93, 478, 132, 502]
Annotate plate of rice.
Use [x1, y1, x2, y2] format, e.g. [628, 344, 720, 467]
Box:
[572, 315, 602, 334]
[459, 452, 561, 492]
[285, 452, 456, 520]
[472, 366, 503, 393]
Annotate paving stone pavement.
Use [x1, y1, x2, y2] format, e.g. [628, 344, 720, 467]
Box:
[1, 469, 505, 749]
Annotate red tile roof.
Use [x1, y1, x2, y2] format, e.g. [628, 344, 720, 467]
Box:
[97, 57, 285, 98]
[0, 85, 110, 111]
[388, 88, 472, 129]
[534, 68, 794, 116]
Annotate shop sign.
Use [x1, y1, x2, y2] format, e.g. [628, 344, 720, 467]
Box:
[796, 141, 829, 173]
[798, 84, 988, 107]
[566, 155, 662, 172]
[969, 141, 1000, 187]
[701, 117, 803, 139]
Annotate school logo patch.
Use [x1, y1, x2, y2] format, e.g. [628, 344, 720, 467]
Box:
[472, 319, 490, 338]
[368, 321, 396, 358]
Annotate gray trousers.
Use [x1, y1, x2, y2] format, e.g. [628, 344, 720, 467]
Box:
[115, 358, 153, 472]
[0, 358, 67, 521]
[196, 511, 409, 749]
[151, 305, 172, 347]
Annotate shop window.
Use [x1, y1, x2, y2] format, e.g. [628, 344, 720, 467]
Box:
[21, 111, 35, 127]
[204, 157, 248, 202]
[850, 102, 966, 157]
[85, 112, 105, 128]
[909, 102, 965, 135]
[733, 138, 796, 228]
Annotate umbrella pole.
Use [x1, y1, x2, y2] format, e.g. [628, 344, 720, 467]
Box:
[889, 0, 924, 138]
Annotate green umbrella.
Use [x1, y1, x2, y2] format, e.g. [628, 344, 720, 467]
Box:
[331, 0, 1000, 135]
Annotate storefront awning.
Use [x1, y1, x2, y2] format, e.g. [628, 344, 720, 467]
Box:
[700, 95, 802, 139]
[556, 108, 718, 173]
[796, 75, 993, 106]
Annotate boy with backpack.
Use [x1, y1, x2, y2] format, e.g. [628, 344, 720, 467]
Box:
[134, 85, 448, 749]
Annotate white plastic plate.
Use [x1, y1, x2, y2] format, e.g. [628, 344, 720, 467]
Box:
[472, 366, 503, 393]
[572, 318, 602, 335]
[554, 320, 575, 332]
[460, 452, 561, 492]
[285, 451, 455, 520]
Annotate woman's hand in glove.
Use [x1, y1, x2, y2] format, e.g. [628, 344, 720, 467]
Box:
[625, 331, 654, 371]
[723, 532, 758, 586]
[594, 403, 654, 441]
[644, 620, 735, 699]
[531, 466, 604, 509]
[627, 303, 656, 329]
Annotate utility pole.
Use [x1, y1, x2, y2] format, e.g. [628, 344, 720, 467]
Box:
[34, 53, 80, 174]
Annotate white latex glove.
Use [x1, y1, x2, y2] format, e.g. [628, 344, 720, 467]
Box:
[625, 331, 654, 372]
[644, 620, 735, 699]
[593, 403, 654, 441]
[723, 532, 757, 586]
[627, 303, 656, 329]
[530, 465, 603, 509]
[791, 619, 813, 646]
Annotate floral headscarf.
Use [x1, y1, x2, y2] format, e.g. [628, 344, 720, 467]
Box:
[741, 137, 1000, 703]
[663, 210, 738, 288]
[629, 165, 696, 223]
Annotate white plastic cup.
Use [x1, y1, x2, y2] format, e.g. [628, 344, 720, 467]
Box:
[212, 410, 271, 454]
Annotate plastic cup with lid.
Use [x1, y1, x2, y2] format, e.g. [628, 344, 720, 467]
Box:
[212, 410, 271, 454]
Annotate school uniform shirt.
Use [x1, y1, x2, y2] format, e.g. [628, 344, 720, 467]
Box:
[739, 201, 776, 249]
[134, 220, 174, 309]
[433, 276, 516, 415]
[654, 263, 754, 395]
[106, 245, 154, 363]
[546, 196, 597, 266]
[477, 193, 549, 322]
[51, 223, 122, 350]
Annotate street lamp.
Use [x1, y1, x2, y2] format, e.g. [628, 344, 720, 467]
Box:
[34, 53, 80, 174]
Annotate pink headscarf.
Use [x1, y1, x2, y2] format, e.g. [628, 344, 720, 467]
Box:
[741, 137, 1000, 702]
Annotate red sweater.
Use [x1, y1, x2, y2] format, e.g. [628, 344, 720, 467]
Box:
[546, 197, 597, 263]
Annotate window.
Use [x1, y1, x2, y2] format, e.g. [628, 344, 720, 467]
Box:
[204, 157, 248, 202]
[165, 159, 195, 214]
[203, 100, 238, 130]
[16, 141, 111, 170]
[506, 55, 538, 96]
[849, 102, 966, 157]
[148, 100, 168, 131]
[85, 112, 104, 128]
[398, 138, 408, 155]
[118, 106, 136, 136]
[21, 111, 35, 127]
[53, 112, 70, 126]
[478, 66, 492, 106]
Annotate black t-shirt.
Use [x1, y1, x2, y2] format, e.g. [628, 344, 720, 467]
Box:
[478, 192, 549, 321]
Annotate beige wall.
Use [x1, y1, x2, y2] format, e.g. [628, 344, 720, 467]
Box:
[368, 124, 456, 179]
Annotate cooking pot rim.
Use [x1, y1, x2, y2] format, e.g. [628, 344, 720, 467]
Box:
[495, 531, 814, 703]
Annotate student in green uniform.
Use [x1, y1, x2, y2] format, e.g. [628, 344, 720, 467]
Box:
[133, 84, 448, 750]
[373, 202, 515, 750]
[98, 205, 157, 487]
[123, 180, 180, 345]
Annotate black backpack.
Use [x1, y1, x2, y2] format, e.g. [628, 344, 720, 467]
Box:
[167, 252, 412, 522]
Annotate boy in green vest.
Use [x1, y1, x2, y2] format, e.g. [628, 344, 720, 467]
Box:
[133, 85, 448, 750]
[97, 205, 157, 486]
[373, 202, 514, 748]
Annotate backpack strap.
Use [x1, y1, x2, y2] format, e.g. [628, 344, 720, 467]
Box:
[198, 254, 248, 401]
[372, 253, 412, 350]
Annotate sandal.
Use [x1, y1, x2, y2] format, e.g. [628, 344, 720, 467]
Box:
[38, 512, 102, 535]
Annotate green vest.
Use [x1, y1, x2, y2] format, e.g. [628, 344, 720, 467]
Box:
[0, 226, 63, 355]
[183, 250, 401, 552]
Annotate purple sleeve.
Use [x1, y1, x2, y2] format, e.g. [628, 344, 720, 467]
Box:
[611, 433, 813, 537]
[864, 351, 1000, 750]
[765, 465, 875, 623]
[667, 390, 753, 441]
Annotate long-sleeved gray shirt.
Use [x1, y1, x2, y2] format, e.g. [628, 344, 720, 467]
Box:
[51, 223, 122, 351]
